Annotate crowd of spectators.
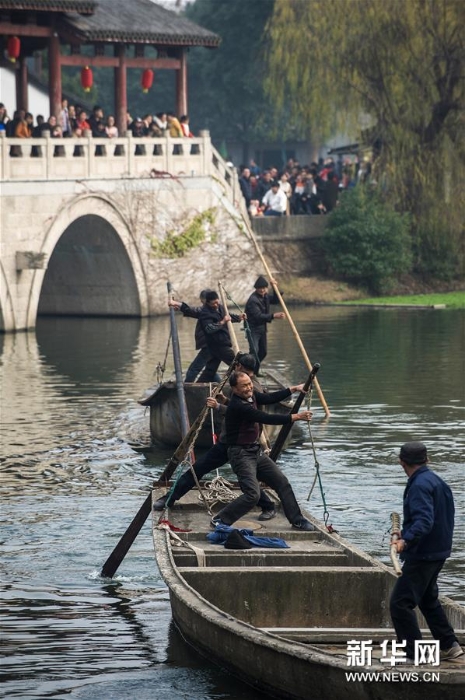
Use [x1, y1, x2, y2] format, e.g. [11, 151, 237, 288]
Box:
[238, 156, 371, 217]
[0, 100, 195, 147]
[0, 101, 372, 208]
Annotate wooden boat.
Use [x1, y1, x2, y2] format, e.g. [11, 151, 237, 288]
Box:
[152, 486, 465, 700]
[139, 368, 293, 448]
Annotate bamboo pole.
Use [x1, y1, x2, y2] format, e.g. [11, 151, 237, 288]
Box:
[218, 281, 271, 452]
[240, 218, 331, 416]
[218, 281, 241, 356]
[100, 357, 239, 578]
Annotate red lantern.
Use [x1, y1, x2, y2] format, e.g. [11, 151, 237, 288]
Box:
[141, 68, 154, 94]
[81, 66, 93, 93]
[7, 36, 20, 63]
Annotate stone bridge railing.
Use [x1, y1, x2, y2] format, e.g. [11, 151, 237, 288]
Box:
[0, 129, 237, 197]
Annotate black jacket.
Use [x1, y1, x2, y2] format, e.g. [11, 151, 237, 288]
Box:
[225, 389, 292, 445]
[180, 302, 205, 349]
[245, 290, 279, 331]
[199, 303, 241, 350]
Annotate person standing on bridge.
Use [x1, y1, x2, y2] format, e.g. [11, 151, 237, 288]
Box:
[390, 441, 463, 662]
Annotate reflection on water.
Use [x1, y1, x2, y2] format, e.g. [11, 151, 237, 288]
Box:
[1, 307, 464, 699]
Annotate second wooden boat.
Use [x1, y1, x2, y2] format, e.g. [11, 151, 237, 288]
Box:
[139, 368, 292, 448]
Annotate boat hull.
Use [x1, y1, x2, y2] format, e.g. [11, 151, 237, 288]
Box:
[153, 491, 465, 700]
[140, 369, 292, 448]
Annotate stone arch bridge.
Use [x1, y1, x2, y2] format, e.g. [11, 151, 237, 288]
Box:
[0, 131, 260, 333]
[1, 131, 327, 333]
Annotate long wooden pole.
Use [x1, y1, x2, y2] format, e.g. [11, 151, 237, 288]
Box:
[100, 357, 239, 579]
[241, 218, 330, 416]
[218, 281, 241, 356]
[167, 281, 190, 438]
[218, 282, 270, 452]
[102, 284, 190, 579]
[269, 365, 320, 462]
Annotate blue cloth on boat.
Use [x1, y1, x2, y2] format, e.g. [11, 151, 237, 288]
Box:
[206, 524, 289, 548]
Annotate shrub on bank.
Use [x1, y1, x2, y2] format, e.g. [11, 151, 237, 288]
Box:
[323, 187, 412, 294]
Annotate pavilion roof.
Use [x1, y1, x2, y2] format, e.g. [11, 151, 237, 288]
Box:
[0, 0, 95, 12]
[63, 0, 220, 47]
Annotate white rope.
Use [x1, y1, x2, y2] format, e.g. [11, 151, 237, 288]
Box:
[201, 475, 237, 507]
[158, 522, 206, 567]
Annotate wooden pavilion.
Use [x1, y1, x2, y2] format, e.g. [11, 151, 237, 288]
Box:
[0, 0, 220, 134]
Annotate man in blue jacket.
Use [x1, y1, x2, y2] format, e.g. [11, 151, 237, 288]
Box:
[390, 441, 463, 662]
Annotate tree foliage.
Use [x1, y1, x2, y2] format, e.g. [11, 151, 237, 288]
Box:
[265, 0, 465, 278]
[324, 187, 412, 294]
[184, 0, 283, 158]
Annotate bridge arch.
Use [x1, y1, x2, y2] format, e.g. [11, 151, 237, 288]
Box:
[29, 194, 149, 325]
[0, 262, 16, 332]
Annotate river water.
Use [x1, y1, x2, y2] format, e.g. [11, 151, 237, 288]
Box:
[1, 306, 464, 699]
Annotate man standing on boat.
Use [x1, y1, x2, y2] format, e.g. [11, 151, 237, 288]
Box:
[197, 291, 245, 382]
[245, 276, 285, 374]
[211, 371, 315, 531]
[153, 354, 276, 520]
[390, 441, 464, 662]
[168, 289, 220, 383]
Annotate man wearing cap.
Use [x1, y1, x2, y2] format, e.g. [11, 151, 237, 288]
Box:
[197, 291, 245, 382]
[390, 441, 463, 662]
[168, 290, 220, 383]
[245, 276, 285, 375]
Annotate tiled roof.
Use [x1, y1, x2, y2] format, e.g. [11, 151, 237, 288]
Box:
[63, 0, 220, 47]
[0, 0, 95, 12]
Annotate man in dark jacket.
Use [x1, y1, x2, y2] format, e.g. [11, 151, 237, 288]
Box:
[245, 276, 285, 374]
[197, 291, 245, 382]
[239, 167, 252, 209]
[211, 371, 315, 530]
[168, 289, 219, 382]
[153, 354, 276, 519]
[390, 441, 463, 662]
[255, 170, 273, 203]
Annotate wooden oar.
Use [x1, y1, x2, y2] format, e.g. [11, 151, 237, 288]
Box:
[100, 356, 240, 579]
[269, 364, 320, 462]
[102, 285, 190, 579]
[240, 217, 330, 416]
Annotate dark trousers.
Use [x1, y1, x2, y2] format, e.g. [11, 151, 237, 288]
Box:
[248, 327, 267, 374]
[197, 345, 236, 383]
[216, 446, 302, 525]
[185, 347, 219, 383]
[390, 558, 458, 658]
[166, 442, 273, 509]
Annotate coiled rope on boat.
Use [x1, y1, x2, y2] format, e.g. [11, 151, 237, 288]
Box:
[201, 476, 238, 506]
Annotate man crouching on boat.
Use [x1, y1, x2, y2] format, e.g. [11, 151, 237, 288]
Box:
[211, 371, 315, 531]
